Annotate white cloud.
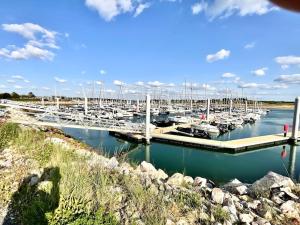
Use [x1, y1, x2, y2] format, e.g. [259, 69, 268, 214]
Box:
[85, 0, 134, 21]
[274, 74, 300, 84]
[0, 23, 59, 61]
[100, 69, 106, 75]
[148, 81, 164, 87]
[251, 67, 268, 76]
[165, 83, 175, 87]
[2, 23, 56, 40]
[54, 77, 67, 83]
[194, 0, 277, 20]
[113, 80, 125, 86]
[135, 81, 144, 86]
[238, 82, 288, 89]
[281, 65, 289, 70]
[42, 87, 50, 90]
[191, 2, 206, 15]
[201, 83, 216, 91]
[275, 56, 300, 69]
[96, 80, 103, 85]
[206, 49, 230, 63]
[244, 42, 255, 49]
[0, 84, 6, 89]
[222, 72, 235, 78]
[14, 85, 23, 89]
[11, 75, 24, 80]
[134, 3, 151, 17]
[6, 79, 15, 83]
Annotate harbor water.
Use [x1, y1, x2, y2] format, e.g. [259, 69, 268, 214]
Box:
[62, 109, 299, 184]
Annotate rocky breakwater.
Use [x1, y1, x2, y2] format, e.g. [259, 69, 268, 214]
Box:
[1, 132, 300, 224]
[87, 148, 300, 225]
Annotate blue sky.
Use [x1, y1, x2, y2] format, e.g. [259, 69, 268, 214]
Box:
[0, 0, 300, 100]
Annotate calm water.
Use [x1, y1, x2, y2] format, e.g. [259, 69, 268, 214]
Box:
[62, 109, 300, 184]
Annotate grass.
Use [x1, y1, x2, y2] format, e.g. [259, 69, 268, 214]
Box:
[212, 205, 230, 223]
[0, 122, 20, 151]
[0, 122, 172, 225]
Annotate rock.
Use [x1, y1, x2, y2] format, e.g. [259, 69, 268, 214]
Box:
[183, 176, 194, 185]
[106, 157, 119, 170]
[224, 198, 238, 222]
[280, 187, 299, 200]
[271, 195, 285, 205]
[167, 173, 184, 186]
[211, 188, 225, 204]
[280, 200, 300, 218]
[29, 176, 39, 186]
[250, 172, 294, 197]
[165, 219, 175, 225]
[247, 200, 261, 210]
[194, 177, 207, 187]
[140, 161, 157, 173]
[239, 214, 254, 223]
[255, 217, 271, 225]
[156, 169, 168, 180]
[176, 219, 189, 225]
[223, 179, 249, 195]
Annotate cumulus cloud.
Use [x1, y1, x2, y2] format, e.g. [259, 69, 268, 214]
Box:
[11, 75, 24, 80]
[85, 0, 150, 21]
[6, 79, 15, 83]
[96, 80, 103, 85]
[206, 49, 230, 63]
[14, 85, 23, 89]
[238, 82, 288, 89]
[135, 81, 144, 86]
[252, 67, 268, 76]
[275, 56, 300, 69]
[100, 69, 106, 75]
[192, 0, 277, 20]
[274, 74, 300, 84]
[0, 84, 6, 89]
[134, 3, 151, 17]
[148, 81, 164, 87]
[244, 42, 255, 49]
[191, 2, 206, 15]
[0, 23, 59, 61]
[54, 77, 67, 83]
[222, 72, 235, 78]
[113, 80, 125, 86]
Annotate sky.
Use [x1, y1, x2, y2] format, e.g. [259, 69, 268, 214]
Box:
[0, 0, 300, 100]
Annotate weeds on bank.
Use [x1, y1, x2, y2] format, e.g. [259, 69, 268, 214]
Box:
[212, 205, 230, 223]
[0, 122, 19, 150]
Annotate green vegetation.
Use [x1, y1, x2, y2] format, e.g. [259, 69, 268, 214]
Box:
[0, 91, 38, 101]
[0, 123, 172, 225]
[212, 205, 230, 223]
[0, 122, 20, 151]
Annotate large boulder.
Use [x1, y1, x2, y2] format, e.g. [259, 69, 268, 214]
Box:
[250, 172, 294, 197]
[167, 173, 185, 186]
[211, 188, 225, 204]
[280, 200, 300, 219]
[223, 179, 249, 195]
[139, 161, 157, 173]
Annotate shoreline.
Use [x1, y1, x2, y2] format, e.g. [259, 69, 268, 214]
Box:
[1, 121, 300, 224]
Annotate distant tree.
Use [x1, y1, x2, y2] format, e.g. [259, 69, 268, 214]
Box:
[0, 93, 12, 99]
[11, 92, 20, 99]
[28, 92, 35, 98]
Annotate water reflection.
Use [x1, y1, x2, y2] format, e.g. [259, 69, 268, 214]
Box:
[289, 144, 297, 181]
[145, 145, 150, 162]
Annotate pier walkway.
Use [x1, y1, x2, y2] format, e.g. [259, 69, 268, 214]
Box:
[151, 132, 297, 153]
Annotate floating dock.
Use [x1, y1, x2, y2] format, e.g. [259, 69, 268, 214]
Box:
[151, 132, 297, 153]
